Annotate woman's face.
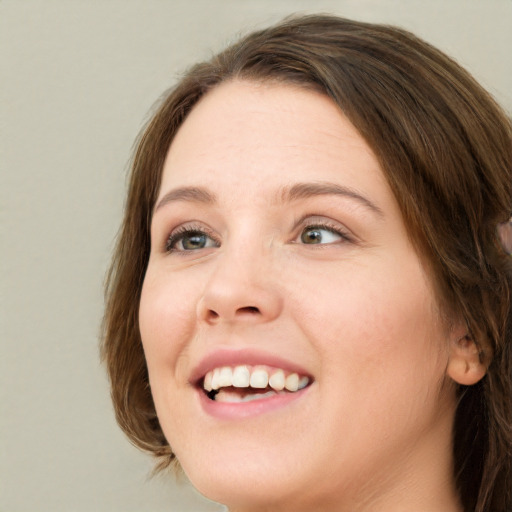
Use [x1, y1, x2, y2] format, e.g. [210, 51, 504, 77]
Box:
[140, 81, 459, 511]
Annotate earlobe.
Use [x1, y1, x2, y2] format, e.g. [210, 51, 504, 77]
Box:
[446, 335, 487, 386]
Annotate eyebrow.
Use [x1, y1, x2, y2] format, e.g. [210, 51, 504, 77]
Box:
[153, 181, 383, 217]
[154, 186, 216, 212]
[281, 182, 384, 217]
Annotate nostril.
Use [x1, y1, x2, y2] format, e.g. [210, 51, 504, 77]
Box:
[207, 310, 220, 320]
[237, 306, 260, 315]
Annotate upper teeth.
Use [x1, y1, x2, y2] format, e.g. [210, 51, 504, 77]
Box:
[203, 366, 309, 393]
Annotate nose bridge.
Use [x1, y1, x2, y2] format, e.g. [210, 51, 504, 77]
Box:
[197, 234, 282, 324]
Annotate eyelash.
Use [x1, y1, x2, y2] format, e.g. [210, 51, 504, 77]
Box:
[165, 224, 220, 253]
[164, 220, 353, 253]
[298, 221, 353, 245]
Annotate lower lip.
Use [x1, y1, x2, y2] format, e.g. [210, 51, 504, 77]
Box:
[197, 386, 311, 419]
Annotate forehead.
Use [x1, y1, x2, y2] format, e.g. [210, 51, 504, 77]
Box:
[159, 80, 394, 213]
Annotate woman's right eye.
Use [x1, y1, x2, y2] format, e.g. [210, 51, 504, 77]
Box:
[165, 229, 219, 252]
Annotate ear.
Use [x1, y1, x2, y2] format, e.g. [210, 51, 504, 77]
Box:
[446, 334, 487, 386]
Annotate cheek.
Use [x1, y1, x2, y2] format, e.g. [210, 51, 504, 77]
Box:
[289, 255, 447, 397]
[138, 270, 199, 383]
[288, 263, 451, 471]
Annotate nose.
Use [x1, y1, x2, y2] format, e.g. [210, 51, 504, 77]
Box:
[196, 247, 283, 326]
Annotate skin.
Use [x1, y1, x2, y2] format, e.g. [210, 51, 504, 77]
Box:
[139, 80, 480, 512]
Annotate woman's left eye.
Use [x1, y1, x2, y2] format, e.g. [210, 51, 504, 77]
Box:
[299, 225, 346, 245]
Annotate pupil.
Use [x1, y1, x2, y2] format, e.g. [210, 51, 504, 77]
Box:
[183, 233, 206, 250]
[302, 229, 322, 244]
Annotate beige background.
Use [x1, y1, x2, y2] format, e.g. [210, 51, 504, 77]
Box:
[1, 1, 511, 511]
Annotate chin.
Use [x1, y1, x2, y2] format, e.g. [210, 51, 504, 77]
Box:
[173, 435, 314, 510]
[188, 469, 309, 512]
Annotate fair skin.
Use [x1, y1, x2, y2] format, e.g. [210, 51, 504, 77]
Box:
[139, 80, 485, 512]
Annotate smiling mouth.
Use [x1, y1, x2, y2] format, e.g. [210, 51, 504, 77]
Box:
[201, 365, 311, 403]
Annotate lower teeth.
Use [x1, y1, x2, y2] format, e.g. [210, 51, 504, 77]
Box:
[212, 389, 282, 403]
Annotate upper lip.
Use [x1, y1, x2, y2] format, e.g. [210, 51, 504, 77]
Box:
[189, 347, 313, 386]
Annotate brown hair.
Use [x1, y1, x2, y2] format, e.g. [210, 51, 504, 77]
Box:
[101, 14, 512, 512]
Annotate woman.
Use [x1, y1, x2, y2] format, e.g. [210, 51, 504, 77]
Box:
[102, 15, 512, 512]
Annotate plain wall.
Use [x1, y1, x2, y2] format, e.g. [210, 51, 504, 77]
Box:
[1, 1, 511, 511]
